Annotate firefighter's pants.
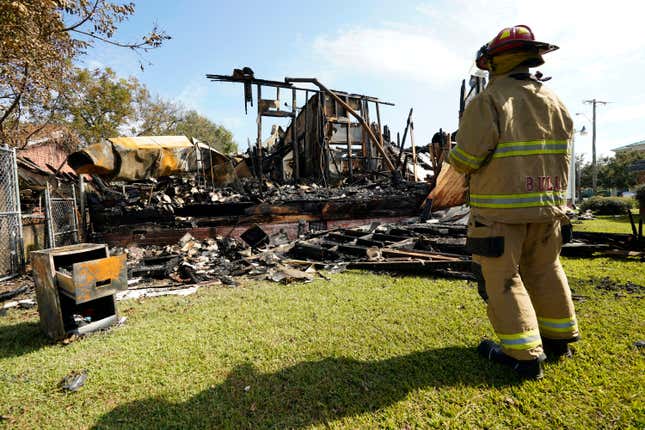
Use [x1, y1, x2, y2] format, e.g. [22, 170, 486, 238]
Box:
[469, 219, 579, 361]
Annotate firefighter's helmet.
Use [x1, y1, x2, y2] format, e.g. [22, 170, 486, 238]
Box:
[476, 25, 558, 70]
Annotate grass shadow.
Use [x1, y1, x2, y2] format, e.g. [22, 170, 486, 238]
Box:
[0, 320, 53, 359]
[92, 346, 519, 429]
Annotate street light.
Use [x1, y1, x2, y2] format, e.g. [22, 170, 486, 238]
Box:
[576, 112, 591, 123]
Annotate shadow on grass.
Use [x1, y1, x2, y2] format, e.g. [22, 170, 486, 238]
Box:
[93, 346, 518, 429]
[0, 320, 52, 359]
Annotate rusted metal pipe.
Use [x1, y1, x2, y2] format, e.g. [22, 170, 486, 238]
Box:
[285, 77, 395, 171]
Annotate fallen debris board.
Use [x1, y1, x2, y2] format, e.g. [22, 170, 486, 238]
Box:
[240, 224, 270, 248]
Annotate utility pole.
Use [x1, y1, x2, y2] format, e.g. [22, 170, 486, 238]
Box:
[583, 99, 608, 194]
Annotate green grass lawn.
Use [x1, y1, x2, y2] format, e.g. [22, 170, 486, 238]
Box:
[573, 210, 641, 234]
[1, 257, 643, 429]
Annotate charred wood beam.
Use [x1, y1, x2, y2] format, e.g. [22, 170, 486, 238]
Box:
[291, 241, 339, 261]
[0, 285, 28, 301]
[371, 232, 411, 243]
[347, 260, 472, 276]
[285, 77, 395, 171]
[336, 244, 375, 258]
[130, 255, 180, 279]
[355, 237, 386, 247]
[339, 229, 371, 238]
[325, 232, 359, 243]
[206, 73, 395, 105]
[396, 108, 413, 169]
[572, 231, 643, 250]
[414, 237, 467, 256]
[412, 225, 468, 237]
[379, 248, 463, 261]
[560, 242, 611, 257]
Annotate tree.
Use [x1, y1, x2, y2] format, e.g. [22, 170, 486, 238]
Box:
[578, 151, 644, 192]
[131, 94, 238, 154]
[578, 157, 594, 189]
[54, 65, 238, 153]
[598, 151, 644, 190]
[174, 110, 237, 154]
[61, 67, 140, 144]
[132, 88, 184, 136]
[0, 0, 169, 146]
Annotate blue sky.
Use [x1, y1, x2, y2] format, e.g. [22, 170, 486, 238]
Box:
[82, 0, 645, 161]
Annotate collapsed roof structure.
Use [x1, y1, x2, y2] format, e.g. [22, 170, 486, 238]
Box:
[206, 69, 420, 184]
[64, 70, 471, 248]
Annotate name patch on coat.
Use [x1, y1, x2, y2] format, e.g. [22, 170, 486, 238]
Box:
[526, 176, 562, 192]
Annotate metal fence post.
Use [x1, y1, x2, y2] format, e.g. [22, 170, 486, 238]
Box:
[45, 182, 55, 248]
[0, 145, 24, 280]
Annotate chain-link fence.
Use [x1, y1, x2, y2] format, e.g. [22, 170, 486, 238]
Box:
[45, 183, 80, 247]
[0, 145, 24, 280]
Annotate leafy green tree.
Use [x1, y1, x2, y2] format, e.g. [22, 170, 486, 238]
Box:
[57, 66, 237, 153]
[0, 0, 169, 146]
[578, 151, 644, 192]
[61, 67, 140, 144]
[174, 110, 237, 153]
[132, 93, 238, 154]
[578, 158, 595, 189]
[598, 151, 644, 190]
[133, 88, 184, 137]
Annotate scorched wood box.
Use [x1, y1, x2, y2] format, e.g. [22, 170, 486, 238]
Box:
[31, 244, 127, 339]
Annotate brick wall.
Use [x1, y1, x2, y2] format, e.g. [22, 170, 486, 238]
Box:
[18, 143, 74, 174]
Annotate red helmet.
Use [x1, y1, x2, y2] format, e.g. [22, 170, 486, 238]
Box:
[476, 25, 558, 70]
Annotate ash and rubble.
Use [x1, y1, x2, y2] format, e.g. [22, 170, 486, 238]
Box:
[86, 174, 432, 235]
[74, 71, 456, 235]
[93, 175, 429, 213]
[108, 208, 474, 293]
[4, 69, 642, 315]
[113, 230, 333, 289]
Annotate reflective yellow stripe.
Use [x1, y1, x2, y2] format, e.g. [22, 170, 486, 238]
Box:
[497, 328, 540, 341]
[539, 325, 578, 334]
[538, 316, 577, 324]
[502, 339, 542, 350]
[448, 146, 486, 170]
[454, 146, 486, 163]
[493, 139, 569, 159]
[447, 151, 472, 170]
[538, 316, 578, 333]
[447, 147, 483, 170]
[470, 191, 565, 209]
[497, 329, 541, 350]
[494, 149, 568, 158]
[497, 139, 568, 148]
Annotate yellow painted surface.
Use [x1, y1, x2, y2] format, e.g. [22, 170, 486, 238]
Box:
[108, 136, 194, 149]
[73, 255, 125, 285]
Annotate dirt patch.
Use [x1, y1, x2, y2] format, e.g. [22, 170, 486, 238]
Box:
[590, 277, 644, 296]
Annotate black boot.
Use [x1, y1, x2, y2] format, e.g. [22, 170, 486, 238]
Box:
[478, 339, 545, 380]
[542, 336, 579, 360]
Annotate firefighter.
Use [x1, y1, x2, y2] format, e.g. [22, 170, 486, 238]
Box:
[447, 25, 579, 379]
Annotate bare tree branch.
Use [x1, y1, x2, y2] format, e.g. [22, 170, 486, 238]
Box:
[71, 28, 166, 49]
[19, 94, 63, 149]
[56, 0, 101, 33]
[0, 65, 28, 127]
